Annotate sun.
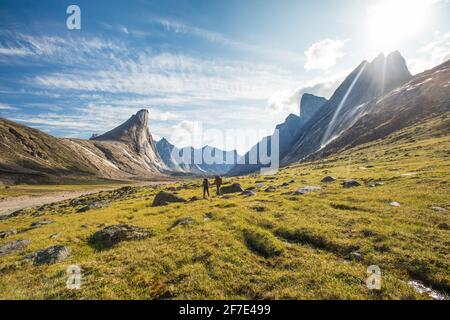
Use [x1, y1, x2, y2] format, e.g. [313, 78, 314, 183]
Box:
[366, 0, 431, 52]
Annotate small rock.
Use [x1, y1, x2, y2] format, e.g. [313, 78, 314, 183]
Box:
[50, 233, 61, 239]
[369, 182, 384, 188]
[265, 186, 277, 192]
[349, 251, 363, 261]
[254, 184, 265, 189]
[221, 195, 233, 199]
[30, 220, 54, 227]
[321, 176, 336, 183]
[89, 224, 151, 249]
[245, 186, 257, 191]
[152, 191, 187, 207]
[343, 180, 361, 188]
[220, 183, 244, 194]
[168, 217, 196, 230]
[294, 186, 322, 195]
[205, 212, 214, 219]
[26, 245, 71, 265]
[431, 206, 446, 212]
[0, 229, 17, 239]
[241, 190, 256, 197]
[252, 206, 266, 212]
[279, 182, 289, 187]
[189, 196, 202, 202]
[437, 223, 449, 230]
[389, 202, 401, 207]
[77, 202, 106, 213]
[0, 239, 30, 257]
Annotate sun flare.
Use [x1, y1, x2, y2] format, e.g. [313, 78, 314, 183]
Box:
[367, 0, 431, 52]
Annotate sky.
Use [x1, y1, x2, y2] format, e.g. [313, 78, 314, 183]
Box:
[0, 0, 449, 153]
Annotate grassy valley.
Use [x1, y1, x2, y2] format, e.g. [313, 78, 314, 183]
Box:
[1, 115, 448, 299]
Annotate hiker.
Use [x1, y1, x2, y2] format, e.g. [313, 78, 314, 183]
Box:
[214, 176, 223, 195]
[203, 178, 210, 199]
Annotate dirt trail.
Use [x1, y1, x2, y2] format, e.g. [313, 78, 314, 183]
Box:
[0, 181, 172, 217]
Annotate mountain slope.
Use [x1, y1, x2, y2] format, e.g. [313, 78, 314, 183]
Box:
[0, 110, 168, 184]
[156, 138, 239, 175]
[310, 59, 450, 160]
[282, 51, 413, 165]
[227, 93, 327, 176]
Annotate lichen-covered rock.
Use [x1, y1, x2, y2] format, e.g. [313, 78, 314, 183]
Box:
[294, 186, 322, 195]
[168, 217, 196, 230]
[152, 191, 186, 207]
[89, 224, 151, 249]
[30, 220, 54, 227]
[343, 180, 361, 188]
[0, 239, 30, 257]
[321, 176, 336, 183]
[220, 183, 244, 194]
[25, 245, 71, 265]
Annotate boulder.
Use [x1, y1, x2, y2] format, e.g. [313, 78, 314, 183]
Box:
[0, 239, 30, 257]
[89, 224, 151, 249]
[26, 245, 71, 265]
[321, 176, 336, 183]
[294, 186, 322, 195]
[152, 191, 187, 207]
[220, 183, 244, 194]
[343, 180, 361, 188]
[241, 190, 256, 197]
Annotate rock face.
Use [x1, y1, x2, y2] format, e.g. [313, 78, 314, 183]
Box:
[0, 109, 167, 184]
[156, 138, 240, 175]
[0, 239, 30, 256]
[152, 191, 187, 207]
[26, 245, 71, 265]
[220, 183, 244, 194]
[89, 224, 150, 249]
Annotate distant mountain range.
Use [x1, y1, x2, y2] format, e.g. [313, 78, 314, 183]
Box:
[156, 138, 240, 176]
[1, 51, 449, 183]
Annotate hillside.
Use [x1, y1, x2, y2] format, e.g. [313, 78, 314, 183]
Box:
[0, 110, 168, 184]
[0, 111, 448, 299]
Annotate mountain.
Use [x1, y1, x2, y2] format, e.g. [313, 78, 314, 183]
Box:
[156, 138, 239, 176]
[281, 51, 413, 164]
[227, 93, 327, 176]
[310, 58, 450, 160]
[0, 110, 167, 184]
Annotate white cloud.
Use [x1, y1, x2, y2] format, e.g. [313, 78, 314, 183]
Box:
[170, 120, 203, 148]
[0, 102, 16, 110]
[266, 72, 347, 116]
[304, 39, 348, 71]
[408, 31, 450, 74]
[0, 47, 33, 56]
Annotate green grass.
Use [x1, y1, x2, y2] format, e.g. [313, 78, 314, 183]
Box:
[0, 121, 449, 300]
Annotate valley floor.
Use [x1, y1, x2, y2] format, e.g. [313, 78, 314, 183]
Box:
[0, 120, 449, 300]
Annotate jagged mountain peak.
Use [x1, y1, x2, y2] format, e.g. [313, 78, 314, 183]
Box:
[93, 109, 150, 144]
[300, 94, 327, 120]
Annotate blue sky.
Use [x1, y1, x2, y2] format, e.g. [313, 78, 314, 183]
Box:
[0, 0, 449, 153]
